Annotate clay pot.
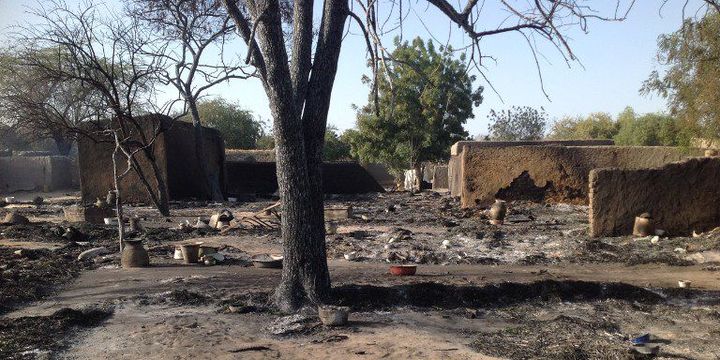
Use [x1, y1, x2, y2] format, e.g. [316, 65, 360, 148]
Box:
[121, 239, 150, 268]
[488, 199, 507, 225]
[180, 243, 201, 264]
[318, 305, 350, 326]
[705, 149, 719, 157]
[106, 191, 117, 206]
[633, 213, 655, 237]
[389, 265, 417, 276]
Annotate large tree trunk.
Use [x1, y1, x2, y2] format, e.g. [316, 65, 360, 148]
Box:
[188, 101, 224, 201]
[222, 0, 346, 312]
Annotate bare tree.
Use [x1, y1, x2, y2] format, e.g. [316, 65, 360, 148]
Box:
[0, 49, 100, 155]
[127, 0, 254, 201]
[15, 1, 173, 215]
[219, 0, 635, 312]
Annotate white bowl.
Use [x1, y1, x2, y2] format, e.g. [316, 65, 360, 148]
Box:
[4, 197, 16, 204]
[104, 217, 119, 226]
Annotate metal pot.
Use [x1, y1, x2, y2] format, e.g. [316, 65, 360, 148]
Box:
[180, 243, 201, 264]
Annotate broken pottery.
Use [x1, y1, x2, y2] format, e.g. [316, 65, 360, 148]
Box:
[318, 305, 350, 326]
[198, 245, 217, 258]
[121, 239, 150, 268]
[489, 199, 507, 225]
[678, 280, 692, 288]
[173, 246, 184, 260]
[633, 213, 655, 237]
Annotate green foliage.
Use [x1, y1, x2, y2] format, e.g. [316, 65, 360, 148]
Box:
[548, 113, 618, 140]
[348, 37, 482, 175]
[194, 98, 263, 149]
[614, 107, 689, 146]
[487, 106, 547, 141]
[324, 125, 352, 161]
[641, 11, 720, 140]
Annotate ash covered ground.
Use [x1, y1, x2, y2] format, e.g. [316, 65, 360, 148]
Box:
[2, 191, 720, 359]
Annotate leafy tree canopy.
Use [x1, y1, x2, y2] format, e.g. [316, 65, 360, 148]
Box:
[614, 107, 690, 146]
[324, 125, 352, 161]
[548, 112, 618, 140]
[487, 106, 547, 141]
[193, 98, 264, 149]
[347, 37, 482, 175]
[641, 11, 720, 140]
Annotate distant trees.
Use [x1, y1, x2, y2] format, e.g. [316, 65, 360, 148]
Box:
[0, 49, 99, 155]
[641, 9, 720, 140]
[547, 107, 688, 146]
[323, 126, 352, 161]
[487, 106, 547, 141]
[548, 113, 617, 141]
[194, 99, 263, 149]
[347, 37, 481, 176]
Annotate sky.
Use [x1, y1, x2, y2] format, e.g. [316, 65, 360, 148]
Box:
[0, 0, 707, 137]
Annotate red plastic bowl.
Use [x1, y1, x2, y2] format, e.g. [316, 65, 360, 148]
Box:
[389, 265, 417, 276]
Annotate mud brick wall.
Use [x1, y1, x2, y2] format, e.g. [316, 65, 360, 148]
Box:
[459, 145, 697, 208]
[78, 115, 224, 204]
[432, 165, 449, 189]
[225, 161, 385, 195]
[448, 140, 614, 198]
[589, 157, 720, 237]
[0, 156, 76, 193]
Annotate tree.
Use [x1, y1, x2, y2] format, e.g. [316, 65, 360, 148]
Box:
[194, 98, 263, 149]
[614, 107, 688, 146]
[487, 106, 547, 141]
[641, 8, 720, 140]
[220, 0, 634, 312]
[548, 112, 618, 140]
[347, 37, 480, 177]
[0, 49, 100, 155]
[323, 126, 352, 161]
[127, 0, 254, 201]
[14, 1, 173, 216]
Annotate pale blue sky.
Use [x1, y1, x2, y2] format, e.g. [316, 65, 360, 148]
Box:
[0, 0, 705, 136]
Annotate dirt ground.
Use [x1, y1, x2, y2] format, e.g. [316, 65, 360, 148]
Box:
[2, 190, 720, 359]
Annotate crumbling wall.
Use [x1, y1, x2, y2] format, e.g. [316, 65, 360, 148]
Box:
[225, 161, 385, 195]
[363, 163, 395, 188]
[164, 124, 225, 199]
[432, 165, 449, 189]
[79, 116, 224, 204]
[589, 157, 720, 237]
[459, 145, 698, 207]
[0, 156, 76, 193]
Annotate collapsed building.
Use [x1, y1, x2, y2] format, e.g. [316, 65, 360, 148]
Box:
[448, 140, 718, 237]
[77, 114, 225, 204]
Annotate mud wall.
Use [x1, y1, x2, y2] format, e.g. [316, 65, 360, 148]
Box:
[589, 157, 720, 237]
[459, 146, 697, 208]
[432, 165, 449, 189]
[78, 115, 223, 204]
[164, 124, 225, 200]
[225, 161, 385, 195]
[0, 156, 76, 193]
[448, 140, 614, 197]
[363, 163, 395, 188]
